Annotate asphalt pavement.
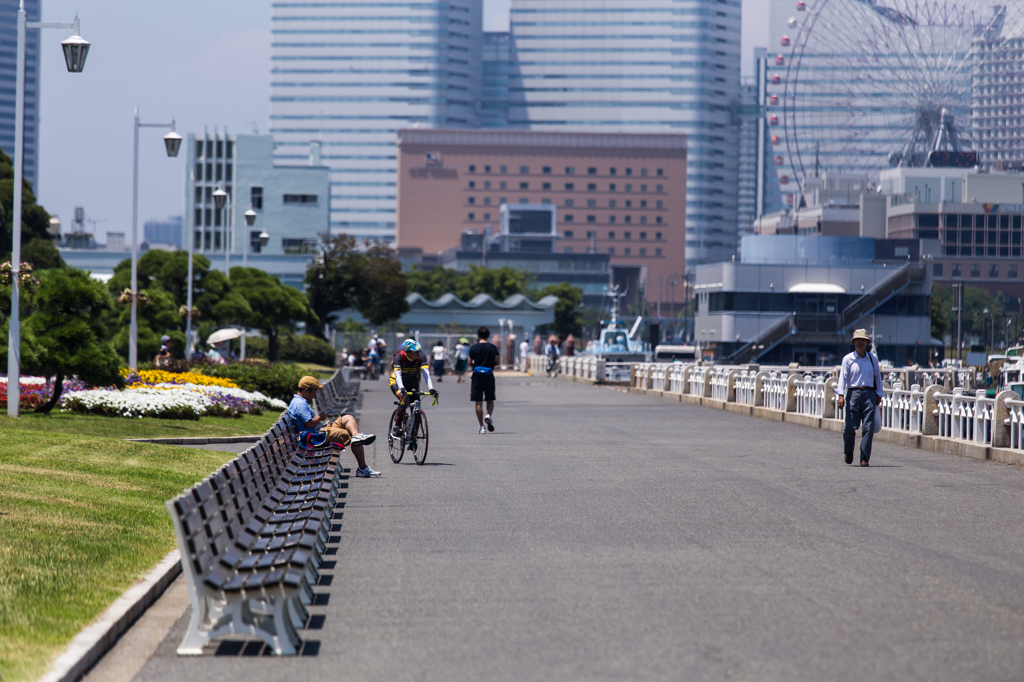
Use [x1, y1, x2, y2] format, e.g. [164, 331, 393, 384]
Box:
[127, 374, 1024, 681]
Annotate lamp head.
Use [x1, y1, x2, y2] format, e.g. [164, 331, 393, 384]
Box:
[61, 32, 90, 73]
[163, 131, 183, 158]
[244, 208, 257, 227]
[213, 187, 228, 210]
[259, 231, 270, 248]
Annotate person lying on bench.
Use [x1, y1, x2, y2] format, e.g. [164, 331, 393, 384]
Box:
[288, 375, 381, 478]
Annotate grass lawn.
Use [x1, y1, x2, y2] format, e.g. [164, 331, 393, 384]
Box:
[0, 410, 283, 440]
[0, 431, 240, 682]
[293, 362, 337, 378]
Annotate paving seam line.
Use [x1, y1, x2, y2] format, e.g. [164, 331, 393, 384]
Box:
[610, 382, 1024, 467]
[125, 436, 263, 445]
[38, 550, 182, 682]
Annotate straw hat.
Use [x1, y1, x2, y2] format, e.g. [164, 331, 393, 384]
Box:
[298, 376, 323, 390]
[851, 329, 870, 343]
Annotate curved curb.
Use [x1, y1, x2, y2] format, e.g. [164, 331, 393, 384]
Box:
[39, 551, 182, 682]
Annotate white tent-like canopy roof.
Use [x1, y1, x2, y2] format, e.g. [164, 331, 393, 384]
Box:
[788, 283, 847, 294]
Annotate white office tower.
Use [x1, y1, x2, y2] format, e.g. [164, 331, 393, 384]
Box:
[508, 0, 742, 270]
[270, 1, 483, 242]
[972, 7, 1024, 170]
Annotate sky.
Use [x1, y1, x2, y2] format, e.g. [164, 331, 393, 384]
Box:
[35, 0, 769, 243]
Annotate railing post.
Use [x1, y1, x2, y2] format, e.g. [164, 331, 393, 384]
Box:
[785, 373, 799, 412]
[681, 365, 692, 394]
[993, 390, 1014, 449]
[726, 369, 739, 403]
[823, 378, 837, 419]
[754, 370, 767, 407]
[703, 368, 713, 398]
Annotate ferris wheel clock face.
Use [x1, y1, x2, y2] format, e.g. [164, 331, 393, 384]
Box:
[768, 0, 1024, 201]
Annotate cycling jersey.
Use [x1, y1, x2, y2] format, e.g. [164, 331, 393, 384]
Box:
[389, 350, 433, 391]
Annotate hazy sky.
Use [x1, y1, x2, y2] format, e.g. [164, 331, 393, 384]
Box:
[35, 0, 768, 242]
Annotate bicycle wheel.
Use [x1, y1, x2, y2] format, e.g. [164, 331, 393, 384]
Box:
[412, 410, 429, 465]
[388, 408, 404, 463]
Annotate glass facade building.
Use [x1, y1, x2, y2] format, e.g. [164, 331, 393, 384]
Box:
[506, 0, 743, 270]
[482, 31, 510, 128]
[270, 0, 483, 242]
[0, 0, 41, 192]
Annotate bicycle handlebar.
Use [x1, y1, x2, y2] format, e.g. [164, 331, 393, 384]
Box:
[395, 388, 439, 406]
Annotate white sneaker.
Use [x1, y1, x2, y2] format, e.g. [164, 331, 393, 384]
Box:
[352, 433, 376, 446]
[478, 426, 487, 434]
[484, 414, 494, 432]
[356, 466, 381, 478]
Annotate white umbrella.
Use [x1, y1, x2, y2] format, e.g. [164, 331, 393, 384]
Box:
[206, 328, 244, 345]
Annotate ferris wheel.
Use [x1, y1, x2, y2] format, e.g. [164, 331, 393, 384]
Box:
[770, 0, 1024, 196]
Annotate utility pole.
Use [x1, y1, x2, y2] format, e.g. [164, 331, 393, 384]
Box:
[951, 282, 963, 361]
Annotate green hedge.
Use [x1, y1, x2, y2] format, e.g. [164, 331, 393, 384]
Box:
[197, 363, 308, 402]
[245, 335, 336, 366]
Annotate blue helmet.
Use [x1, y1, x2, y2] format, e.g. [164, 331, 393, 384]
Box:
[402, 339, 422, 353]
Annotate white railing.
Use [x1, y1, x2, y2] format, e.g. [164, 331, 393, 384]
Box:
[934, 389, 994, 445]
[1006, 397, 1024, 450]
[794, 375, 827, 417]
[878, 382, 924, 434]
[735, 370, 757, 406]
[668, 364, 688, 394]
[651, 364, 667, 392]
[761, 372, 788, 412]
[689, 366, 710, 397]
[709, 368, 730, 402]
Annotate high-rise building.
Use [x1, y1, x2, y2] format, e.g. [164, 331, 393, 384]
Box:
[0, 0, 41, 192]
[482, 32, 511, 129]
[269, 1, 483, 243]
[972, 16, 1024, 170]
[506, 0, 742, 270]
[144, 215, 182, 249]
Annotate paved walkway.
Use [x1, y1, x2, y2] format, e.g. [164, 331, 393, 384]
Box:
[118, 375, 1024, 681]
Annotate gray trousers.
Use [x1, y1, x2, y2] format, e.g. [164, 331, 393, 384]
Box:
[843, 388, 877, 461]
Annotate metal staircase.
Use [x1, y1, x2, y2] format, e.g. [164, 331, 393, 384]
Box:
[840, 264, 925, 334]
[724, 314, 796, 364]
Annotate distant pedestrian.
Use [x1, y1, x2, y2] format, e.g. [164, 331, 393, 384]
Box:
[454, 337, 470, 383]
[469, 326, 500, 434]
[432, 340, 448, 382]
[518, 338, 530, 371]
[544, 336, 561, 376]
[565, 334, 576, 357]
[836, 329, 886, 467]
[155, 335, 174, 367]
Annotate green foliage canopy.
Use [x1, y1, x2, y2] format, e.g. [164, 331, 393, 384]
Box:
[230, 267, 315, 362]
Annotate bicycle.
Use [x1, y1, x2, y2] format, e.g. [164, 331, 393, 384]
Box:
[388, 388, 437, 465]
[366, 357, 381, 381]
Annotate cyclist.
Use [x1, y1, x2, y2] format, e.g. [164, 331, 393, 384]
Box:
[389, 339, 437, 436]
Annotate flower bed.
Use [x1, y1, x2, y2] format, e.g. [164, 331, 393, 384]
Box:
[120, 368, 240, 389]
[0, 376, 89, 409]
[61, 388, 207, 420]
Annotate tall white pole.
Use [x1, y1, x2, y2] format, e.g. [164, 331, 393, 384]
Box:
[7, 2, 27, 417]
[224, 197, 230, 273]
[185, 169, 194, 357]
[129, 106, 140, 370]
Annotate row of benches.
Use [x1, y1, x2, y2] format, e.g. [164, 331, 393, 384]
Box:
[165, 372, 360, 655]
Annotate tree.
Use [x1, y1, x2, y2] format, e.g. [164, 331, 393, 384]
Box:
[19, 268, 123, 413]
[536, 282, 584, 338]
[112, 287, 182, 361]
[305, 236, 409, 335]
[0, 146, 52, 260]
[406, 265, 532, 302]
[231, 267, 315, 361]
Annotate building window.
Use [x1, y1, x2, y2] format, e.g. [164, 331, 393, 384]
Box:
[283, 194, 318, 205]
[195, 162, 202, 179]
[655, 248, 662, 256]
[520, 198, 529, 204]
[195, 187, 203, 204]
[640, 232, 647, 240]
[990, 264, 1000, 278]
[500, 198, 507, 204]
[500, 166, 507, 173]
[657, 169, 664, 176]
[586, 231, 596, 239]
[565, 230, 574, 238]
[542, 182, 551, 190]
[520, 166, 529, 174]
[565, 215, 574, 222]
[588, 168, 597, 175]
[641, 200, 648, 208]
[520, 182, 529, 190]
[565, 183, 575, 191]
[565, 167, 575, 175]
[468, 213, 476, 220]
[195, 231, 202, 249]
[483, 213, 491, 221]
[640, 248, 647, 256]
[251, 186, 263, 210]
[225, 164, 232, 181]
[625, 216, 632, 224]
[282, 238, 320, 254]
[468, 197, 476, 205]
[894, 246, 909, 257]
[484, 197, 491, 205]
[195, 140, 204, 158]
[541, 199, 551, 205]
[206, 140, 214, 157]
[609, 184, 616, 192]
[543, 166, 552, 174]
[215, 164, 223, 181]
[214, 232, 221, 250]
[656, 217, 663, 225]
[609, 200, 617, 208]
[609, 216, 616, 224]
[214, 208, 222, 227]
[204, 208, 211, 226]
[641, 185, 648, 193]
[500, 181, 507, 190]
[469, 181, 476, 188]
[641, 169, 648, 176]
[587, 215, 596, 223]
[564, 247, 573, 253]
[952, 264, 962, 278]
[970, 264, 981, 278]
[484, 181, 491, 189]
[204, 231, 211, 249]
[194, 208, 202, 226]
[609, 231, 616, 239]
[587, 199, 597, 207]
[216, 140, 223, 158]
[205, 163, 213, 181]
[656, 185, 664, 193]
[587, 183, 597, 191]
[624, 247, 631, 256]
[933, 263, 943, 277]
[226, 140, 233, 158]
[1010, 264, 1018, 279]
[485, 165, 491, 173]
[565, 199, 574, 207]
[624, 231, 631, 240]
[656, 200, 664, 208]
[625, 184, 632, 192]
[608, 247, 615, 255]
[626, 168, 633, 176]
[656, 232, 663, 240]
[469, 165, 476, 173]
[610, 168, 617, 175]
[640, 216, 647, 224]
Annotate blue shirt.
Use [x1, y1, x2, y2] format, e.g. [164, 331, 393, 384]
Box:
[837, 351, 885, 398]
[286, 394, 315, 432]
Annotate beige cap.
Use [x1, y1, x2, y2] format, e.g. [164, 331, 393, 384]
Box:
[298, 375, 323, 390]
[851, 329, 870, 342]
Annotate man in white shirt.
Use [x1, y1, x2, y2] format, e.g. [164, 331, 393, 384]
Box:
[836, 328, 886, 466]
[518, 339, 530, 371]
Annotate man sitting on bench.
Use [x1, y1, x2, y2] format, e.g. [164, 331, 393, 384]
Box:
[287, 375, 381, 478]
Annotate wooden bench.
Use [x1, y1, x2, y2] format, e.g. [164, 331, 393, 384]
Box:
[165, 372, 355, 655]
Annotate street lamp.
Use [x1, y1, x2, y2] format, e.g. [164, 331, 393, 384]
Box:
[8, 4, 89, 417]
[129, 108, 180, 370]
[238, 208, 265, 362]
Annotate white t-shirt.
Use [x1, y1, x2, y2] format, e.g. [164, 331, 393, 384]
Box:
[456, 344, 470, 360]
[519, 341, 530, 357]
[432, 345, 447, 361]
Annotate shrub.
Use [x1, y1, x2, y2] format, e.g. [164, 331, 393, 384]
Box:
[245, 334, 336, 367]
[196, 363, 308, 402]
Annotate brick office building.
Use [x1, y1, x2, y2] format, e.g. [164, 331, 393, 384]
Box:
[396, 129, 687, 307]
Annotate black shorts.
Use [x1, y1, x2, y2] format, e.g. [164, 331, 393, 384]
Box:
[470, 371, 496, 402]
[391, 379, 419, 400]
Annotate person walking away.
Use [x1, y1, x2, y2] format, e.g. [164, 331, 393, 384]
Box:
[544, 336, 561, 376]
[836, 329, 886, 467]
[287, 375, 380, 477]
[389, 339, 438, 436]
[518, 338, 530, 371]
[565, 334, 576, 357]
[469, 327, 500, 433]
[454, 337, 470, 383]
[431, 339, 448, 382]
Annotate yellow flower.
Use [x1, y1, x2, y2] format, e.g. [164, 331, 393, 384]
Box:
[130, 370, 239, 389]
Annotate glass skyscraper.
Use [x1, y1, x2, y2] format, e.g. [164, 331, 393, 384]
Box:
[506, 0, 742, 269]
[270, 1, 483, 242]
[0, 0, 41, 192]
